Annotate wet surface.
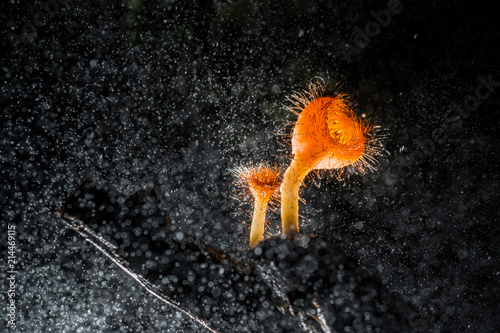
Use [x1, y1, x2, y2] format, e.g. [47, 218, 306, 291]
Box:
[1, 1, 499, 332]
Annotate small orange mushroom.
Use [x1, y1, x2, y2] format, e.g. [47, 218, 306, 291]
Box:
[232, 163, 282, 248]
[281, 82, 381, 236]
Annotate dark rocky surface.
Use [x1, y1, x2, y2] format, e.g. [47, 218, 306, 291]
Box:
[56, 181, 421, 332]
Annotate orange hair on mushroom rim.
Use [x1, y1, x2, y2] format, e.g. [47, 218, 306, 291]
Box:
[232, 163, 282, 248]
[281, 81, 383, 236]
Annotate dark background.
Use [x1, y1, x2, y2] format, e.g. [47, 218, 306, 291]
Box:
[1, 0, 499, 332]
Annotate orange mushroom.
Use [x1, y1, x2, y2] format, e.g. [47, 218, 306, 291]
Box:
[232, 163, 282, 248]
[281, 82, 382, 236]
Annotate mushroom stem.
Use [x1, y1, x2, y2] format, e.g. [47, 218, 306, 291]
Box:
[280, 158, 313, 236]
[249, 196, 270, 248]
